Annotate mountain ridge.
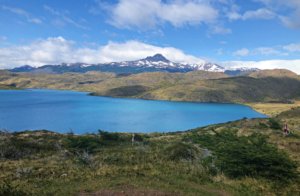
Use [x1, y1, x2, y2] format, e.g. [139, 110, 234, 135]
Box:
[9, 54, 257, 75]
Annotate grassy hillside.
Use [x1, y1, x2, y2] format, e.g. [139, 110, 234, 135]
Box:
[0, 108, 299, 195]
[0, 71, 115, 90]
[248, 69, 299, 79]
[248, 101, 300, 116]
[137, 76, 300, 103]
[0, 70, 299, 103]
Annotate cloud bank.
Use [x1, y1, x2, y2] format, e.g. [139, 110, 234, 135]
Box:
[104, 0, 219, 29]
[233, 43, 300, 57]
[255, 0, 300, 28]
[221, 60, 300, 74]
[0, 37, 205, 68]
[228, 8, 276, 21]
[97, 0, 300, 31]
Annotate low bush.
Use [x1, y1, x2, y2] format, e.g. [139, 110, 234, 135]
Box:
[0, 137, 56, 159]
[188, 131, 298, 183]
[98, 130, 121, 141]
[64, 136, 102, 153]
[268, 118, 282, 130]
[0, 181, 30, 196]
[164, 142, 201, 161]
[133, 133, 144, 142]
[98, 130, 136, 143]
[258, 122, 268, 129]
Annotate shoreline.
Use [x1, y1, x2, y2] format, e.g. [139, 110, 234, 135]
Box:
[1, 116, 269, 135]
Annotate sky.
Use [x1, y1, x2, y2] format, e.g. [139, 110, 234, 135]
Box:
[0, 0, 300, 73]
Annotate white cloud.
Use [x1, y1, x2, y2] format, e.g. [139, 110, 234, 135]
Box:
[221, 60, 300, 74]
[227, 11, 242, 20]
[283, 43, 300, 52]
[242, 8, 276, 20]
[228, 8, 276, 20]
[0, 37, 205, 68]
[255, 0, 300, 28]
[233, 46, 288, 57]
[0, 37, 74, 68]
[280, 15, 300, 29]
[1, 5, 42, 24]
[43, 5, 88, 30]
[233, 48, 250, 56]
[210, 26, 232, 34]
[106, 0, 218, 29]
[253, 47, 284, 55]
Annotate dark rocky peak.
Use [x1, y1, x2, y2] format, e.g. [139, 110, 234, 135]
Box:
[144, 54, 169, 62]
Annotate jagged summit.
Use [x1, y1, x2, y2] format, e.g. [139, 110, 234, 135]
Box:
[144, 54, 169, 62]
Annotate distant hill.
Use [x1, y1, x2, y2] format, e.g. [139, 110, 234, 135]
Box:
[225, 67, 259, 76]
[248, 69, 299, 78]
[1, 69, 299, 103]
[138, 76, 300, 103]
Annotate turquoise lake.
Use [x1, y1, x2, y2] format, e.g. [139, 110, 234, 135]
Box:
[0, 89, 266, 133]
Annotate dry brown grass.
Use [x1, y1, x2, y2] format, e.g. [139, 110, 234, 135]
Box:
[248, 101, 300, 117]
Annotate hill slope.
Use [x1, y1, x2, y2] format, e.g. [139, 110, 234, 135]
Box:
[137, 76, 300, 103]
[248, 69, 299, 78]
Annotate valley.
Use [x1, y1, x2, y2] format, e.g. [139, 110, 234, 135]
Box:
[1, 56, 300, 196]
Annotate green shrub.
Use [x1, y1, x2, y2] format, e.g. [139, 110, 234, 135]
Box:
[164, 142, 201, 161]
[133, 134, 144, 142]
[268, 118, 282, 130]
[258, 122, 268, 129]
[201, 156, 218, 176]
[0, 137, 56, 159]
[189, 131, 298, 183]
[98, 130, 121, 141]
[0, 181, 29, 196]
[64, 136, 102, 153]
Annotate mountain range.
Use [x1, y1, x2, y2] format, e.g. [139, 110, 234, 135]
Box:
[9, 54, 258, 75]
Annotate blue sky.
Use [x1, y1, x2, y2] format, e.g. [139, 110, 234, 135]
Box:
[0, 0, 300, 73]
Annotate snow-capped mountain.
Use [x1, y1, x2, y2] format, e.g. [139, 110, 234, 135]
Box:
[9, 54, 258, 74]
[103, 54, 225, 72]
[190, 63, 225, 72]
[106, 54, 180, 69]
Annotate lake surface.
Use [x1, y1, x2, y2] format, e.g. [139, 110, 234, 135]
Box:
[0, 89, 266, 133]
